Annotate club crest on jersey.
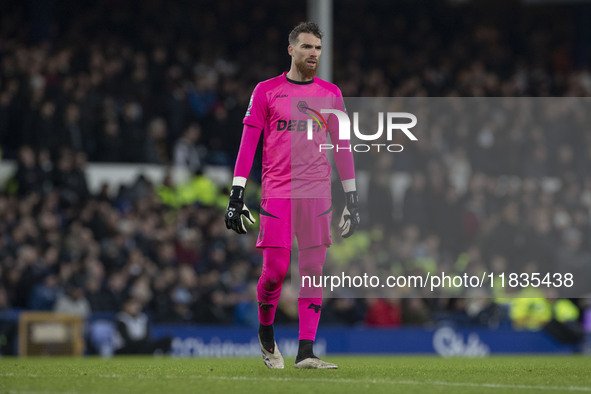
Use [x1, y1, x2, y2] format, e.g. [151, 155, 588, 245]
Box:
[276, 101, 327, 133]
[297, 101, 328, 132]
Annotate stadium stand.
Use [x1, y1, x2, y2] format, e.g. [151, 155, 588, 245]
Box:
[0, 0, 589, 354]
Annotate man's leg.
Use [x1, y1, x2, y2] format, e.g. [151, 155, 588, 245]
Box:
[294, 198, 337, 369]
[258, 246, 290, 331]
[257, 246, 290, 368]
[297, 245, 325, 359]
[256, 198, 293, 369]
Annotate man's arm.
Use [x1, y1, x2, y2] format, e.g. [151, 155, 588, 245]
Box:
[226, 82, 267, 234]
[328, 95, 360, 238]
[233, 124, 263, 186]
[331, 134, 360, 238]
[225, 124, 262, 234]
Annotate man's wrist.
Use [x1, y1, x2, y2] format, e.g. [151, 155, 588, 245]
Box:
[345, 191, 359, 208]
[232, 176, 247, 188]
[229, 185, 245, 202]
[342, 179, 356, 193]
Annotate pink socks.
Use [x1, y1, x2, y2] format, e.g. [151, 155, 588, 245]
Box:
[297, 246, 326, 340]
[257, 245, 327, 341]
[257, 247, 290, 325]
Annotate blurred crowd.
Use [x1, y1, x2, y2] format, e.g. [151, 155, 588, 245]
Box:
[0, 0, 589, 346]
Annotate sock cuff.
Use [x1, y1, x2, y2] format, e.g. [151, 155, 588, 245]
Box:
[298, 297, 322, 302]
[298, 297, 322, 307]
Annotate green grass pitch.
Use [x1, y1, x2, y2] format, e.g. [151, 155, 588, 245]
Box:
[1, 356, 590, 393]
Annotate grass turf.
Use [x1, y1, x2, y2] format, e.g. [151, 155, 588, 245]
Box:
[0, 356, 590, 394]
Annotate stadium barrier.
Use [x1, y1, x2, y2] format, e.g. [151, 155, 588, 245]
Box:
[150, 325, 581, 357]
[0, 311, 584, 357]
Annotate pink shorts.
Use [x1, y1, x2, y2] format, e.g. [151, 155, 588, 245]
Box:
[256, 198, 332, 250]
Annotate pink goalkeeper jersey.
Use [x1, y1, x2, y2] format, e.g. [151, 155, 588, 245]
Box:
[236, 72, 355, 199]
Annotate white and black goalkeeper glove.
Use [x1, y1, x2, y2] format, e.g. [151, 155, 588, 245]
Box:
[339, 191, 360, 238]
[225, 186, 256, 234]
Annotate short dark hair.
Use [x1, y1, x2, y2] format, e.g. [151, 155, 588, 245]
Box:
[288, 22, 323, 45]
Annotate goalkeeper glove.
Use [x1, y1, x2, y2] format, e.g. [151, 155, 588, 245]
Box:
[339, 191, 360, 238]
[225, 185, 256, 234]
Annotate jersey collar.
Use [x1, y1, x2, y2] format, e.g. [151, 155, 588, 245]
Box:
[284, 72, 314, 85]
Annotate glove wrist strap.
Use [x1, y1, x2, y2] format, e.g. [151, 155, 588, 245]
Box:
[230, 185, 245, 202]
[345, 191, 359, 206]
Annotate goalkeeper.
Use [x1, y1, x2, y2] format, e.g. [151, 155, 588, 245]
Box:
[225, 22, 359, 370]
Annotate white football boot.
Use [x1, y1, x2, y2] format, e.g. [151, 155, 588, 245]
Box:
[294, 357, 338, 369]
[258, 334, 284, 369]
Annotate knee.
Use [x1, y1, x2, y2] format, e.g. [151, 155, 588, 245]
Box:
[261, 274, 285, 292]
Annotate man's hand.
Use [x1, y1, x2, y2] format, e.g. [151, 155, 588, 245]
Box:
[339, 191, 360, 238]
[225, 186, 256, 234]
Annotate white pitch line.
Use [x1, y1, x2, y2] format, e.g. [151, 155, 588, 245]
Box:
[4, 391, 83, 394]
[2, 373, 590, 392]
[197, 375, 591, 392]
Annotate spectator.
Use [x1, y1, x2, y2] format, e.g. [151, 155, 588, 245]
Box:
[53, 151, 89, 208]
[159, 286, 195, 324]
[28, 101, 58, 155]
[29, 274, 59, 310]
[173, 123, 206, 174]
[14, 146, 40, 197]
[59, 103, 85, 154]
[365, 298, 402, 327]
[37, 149, 54, 196]
[144, 117, 169, 164]
[113, 298, 171, 355]
[96, 120, 122, 162]
[86, 276, 115, 313]
[120, 102, 145, 163]
[402, 173, 429, 233]
[99, 271, 128, 312]
[54, 282, 91, 319]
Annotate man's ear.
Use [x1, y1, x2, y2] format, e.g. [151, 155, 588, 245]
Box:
[288, 45, 293, 57]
